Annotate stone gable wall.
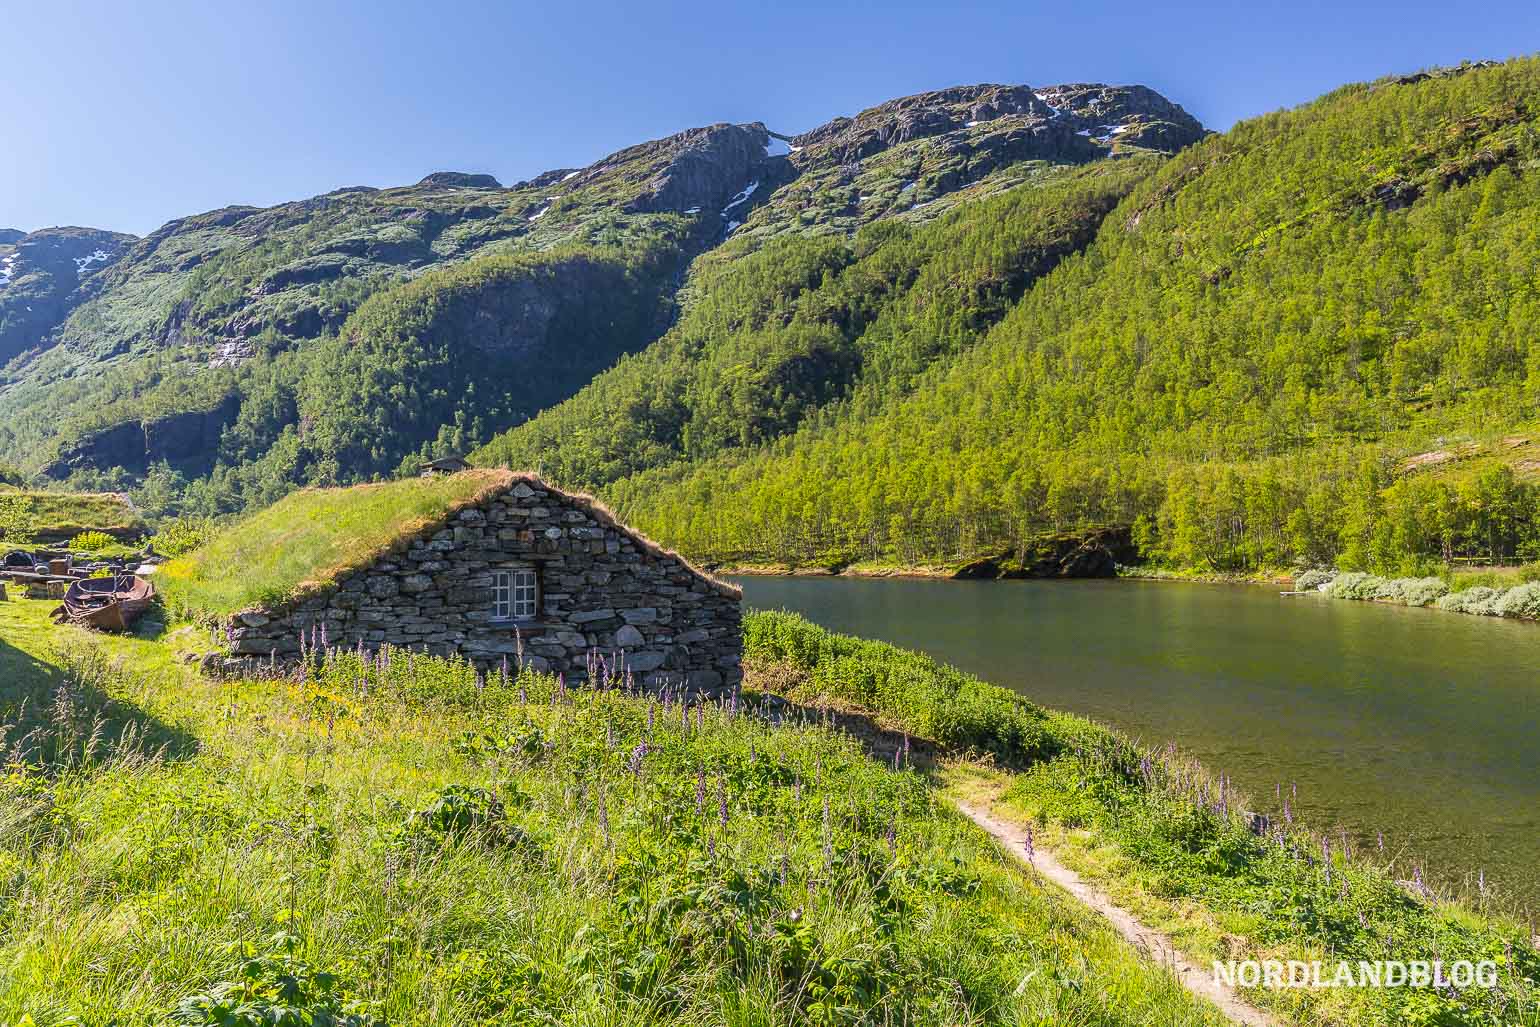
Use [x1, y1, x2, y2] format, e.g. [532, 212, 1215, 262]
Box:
[225, 479, 741, 694]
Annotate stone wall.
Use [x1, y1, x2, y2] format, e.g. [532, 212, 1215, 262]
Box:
[224, 478, 741, 694]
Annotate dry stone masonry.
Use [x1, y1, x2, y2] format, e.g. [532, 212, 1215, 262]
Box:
[225, 476, 742, 694]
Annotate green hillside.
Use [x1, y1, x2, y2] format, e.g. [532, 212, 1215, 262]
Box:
[475, 159, 1157, 486]
[503, 58, 1540, 576]
[0, 81, 1198, 521]
[0, 599, 1236, 1026]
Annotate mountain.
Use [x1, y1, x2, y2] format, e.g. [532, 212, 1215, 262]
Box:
[0, 79, 1201, 516]
[0, 226, 136, 365]
[478, 58, 1540, 577]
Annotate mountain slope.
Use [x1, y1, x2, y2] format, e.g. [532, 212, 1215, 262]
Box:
[0, 226, 136, 364]
[474, 158, 1159, 486]
[0, 79, 1199, 517]
[524, 58, 1540, 575]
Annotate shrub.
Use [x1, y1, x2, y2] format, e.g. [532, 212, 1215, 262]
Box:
[1493, 582, 1540, 620]
[153, 515, 217, 558]
[1294, 568, 1335, 591]
[1379, 576, 1448, 607]
[1434, 586, 1504, 616]
[170, 932, 383, 1025]
[399, 784, 534, 850]
[67, 530, 115, 553]
[0, 495, 34, 545]
[1325, 572, 1387, 600]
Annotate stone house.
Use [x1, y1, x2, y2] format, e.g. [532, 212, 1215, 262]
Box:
[226, 473, 742, 693]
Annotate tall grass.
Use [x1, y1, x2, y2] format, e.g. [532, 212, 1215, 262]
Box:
[744, 609, 1540, 1027]
[0, 599, 1224, 1025]
[744, 609, 1057, 763]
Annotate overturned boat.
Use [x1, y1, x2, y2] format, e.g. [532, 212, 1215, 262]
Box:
[52, 574, 156, 632]
[1, 551, 38, 572]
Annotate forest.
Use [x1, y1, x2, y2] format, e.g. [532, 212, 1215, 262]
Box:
[475, 58, 1540, 576]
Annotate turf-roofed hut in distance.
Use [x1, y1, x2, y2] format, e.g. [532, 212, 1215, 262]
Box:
[162, 469, 743, 693]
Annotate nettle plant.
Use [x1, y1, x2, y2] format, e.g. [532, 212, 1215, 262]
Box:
[170, 932, 383, 1026]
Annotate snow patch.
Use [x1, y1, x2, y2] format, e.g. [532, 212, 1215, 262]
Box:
[900, 181, 916, 193]
[764, 137, 792, 158]
[721, 179, 759, 214]
[1034, 91, 1065, 118]
[965, 120, 980, 127]
[529, 204, 551, 221]
[562, 170, 581, 181]
[0, 252, 17, 287]
[73, 248, 112, 276]
[684, 206, 702, 214]
[1076, 129, 1093, 137]
[725, 220, 741, 233]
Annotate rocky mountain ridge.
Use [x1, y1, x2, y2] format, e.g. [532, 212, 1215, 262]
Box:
[0, 78, 1203, 500]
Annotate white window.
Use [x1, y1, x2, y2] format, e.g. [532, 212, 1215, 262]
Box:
[493, 568, 538, 620]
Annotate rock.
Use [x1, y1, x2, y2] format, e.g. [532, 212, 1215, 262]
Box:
[614, 624, 645, 647]
[416, 171, 504, 189]
[401, 574, 433, 593]
[236, 611, 270, 628]
[626, 650, 668, 672]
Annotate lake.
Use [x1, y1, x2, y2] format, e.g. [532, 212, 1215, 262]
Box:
[734, 575, 1540, 911]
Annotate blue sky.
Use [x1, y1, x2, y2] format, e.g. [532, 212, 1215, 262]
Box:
[4, 0, 1537, 236]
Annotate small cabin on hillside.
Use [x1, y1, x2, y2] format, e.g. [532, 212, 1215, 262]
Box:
[218, 472, 742, 693]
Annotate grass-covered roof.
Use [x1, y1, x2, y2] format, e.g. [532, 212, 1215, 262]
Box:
[160, 470, 517, 616]
[0, 486, 148, 543]
[160, 469, 738, 618]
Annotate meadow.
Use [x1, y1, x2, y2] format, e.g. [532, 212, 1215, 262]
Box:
[0, 598, 1223, 1026]
[1, 596, 1535, 1025]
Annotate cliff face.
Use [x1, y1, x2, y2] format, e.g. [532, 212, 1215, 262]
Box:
[0, 226, 137, 364]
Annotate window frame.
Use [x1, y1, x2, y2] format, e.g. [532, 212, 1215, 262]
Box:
[492, 567, 539, 622]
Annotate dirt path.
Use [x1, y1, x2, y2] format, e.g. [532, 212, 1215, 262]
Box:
[953, 798, 1284, 1027]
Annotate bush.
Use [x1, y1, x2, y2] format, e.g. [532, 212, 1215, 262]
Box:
[0, 495, 34, 545]
[1325, 572, 1386, 600]
[399, 784, 534, 850]
[1378, 576, 1448, 607]
[1294, 569, 1335, 591]
[67, 530, 115, 553]
[170, 932, 383, 1025]
[1434, 585, 1504, 616]
[153, 515, 218, 558]
[1493, 581, 1540, 620]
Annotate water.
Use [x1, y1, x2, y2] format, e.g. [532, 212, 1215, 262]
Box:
[735, 576, 1540, 912]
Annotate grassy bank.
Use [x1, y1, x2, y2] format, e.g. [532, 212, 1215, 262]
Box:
[744, 610, 1540, 1027]
[0, 486, 148, 545]
[0, 597, 1226, 1025]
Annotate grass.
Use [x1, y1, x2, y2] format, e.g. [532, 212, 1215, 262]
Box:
[745, 610, 1540, 1027]
[157, 470, 515, 617]
[6, 595, 1536, 1024]
[0, 485, 147, 544]
[0, 597, 1228, 1026]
